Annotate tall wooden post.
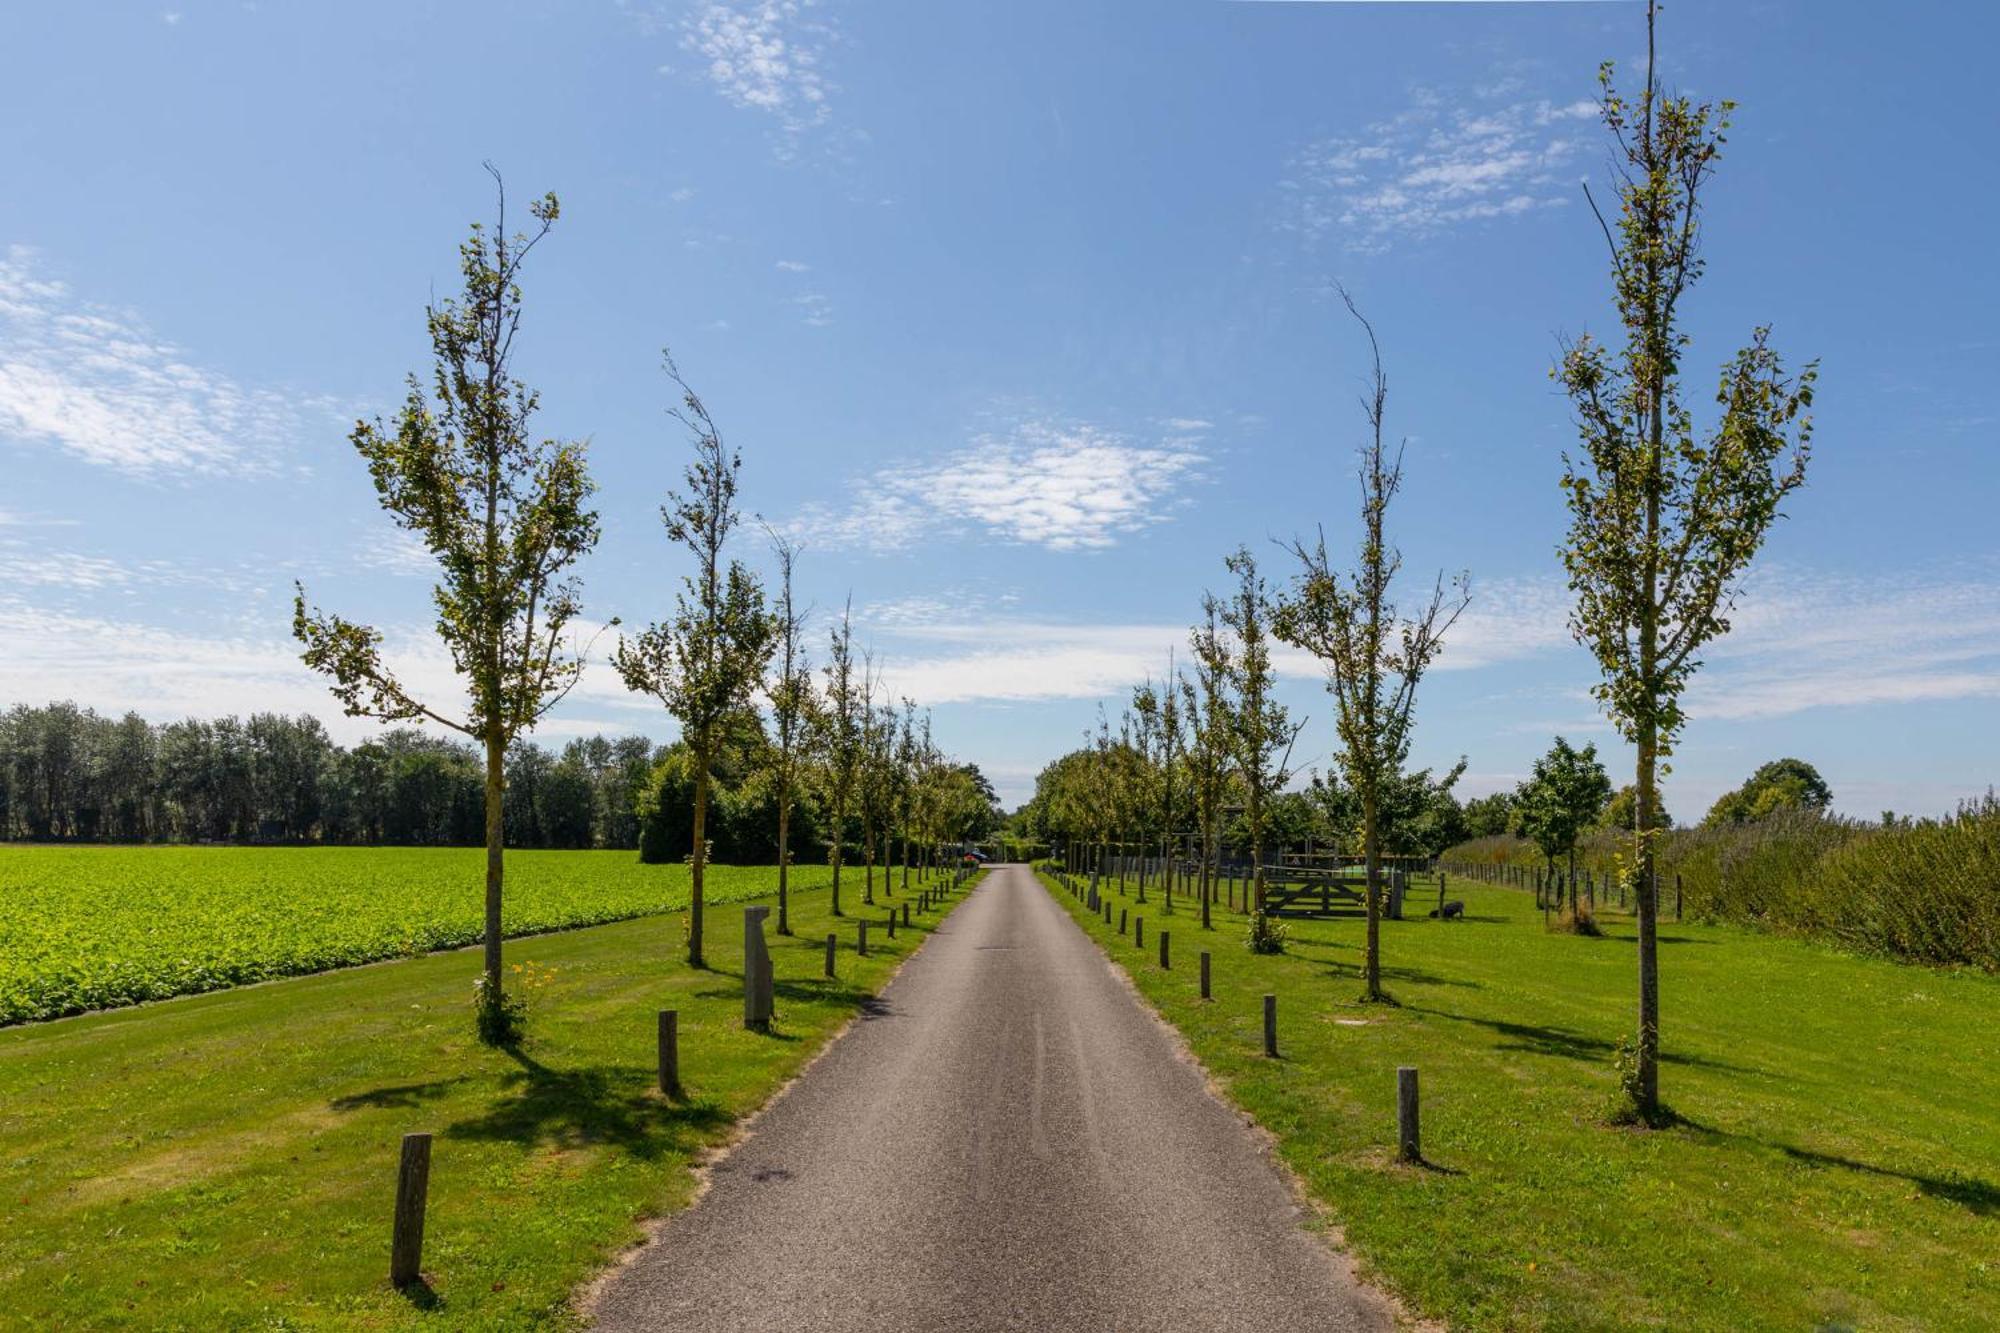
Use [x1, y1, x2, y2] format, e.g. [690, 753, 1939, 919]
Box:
[390, 1132, 432, 1288]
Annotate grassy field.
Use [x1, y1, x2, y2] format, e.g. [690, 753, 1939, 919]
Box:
[0, 865, 975, 1328]
[0, 845, 838, 1023]
[1037, 865, 2000, 1331]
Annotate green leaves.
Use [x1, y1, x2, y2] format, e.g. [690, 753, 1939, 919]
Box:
[617, 354, 775, 782]
[293, 176, 601, 746]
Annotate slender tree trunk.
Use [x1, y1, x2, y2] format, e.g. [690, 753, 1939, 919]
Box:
[1635, 720, 1662, 1114]
[776, 796, 792, 936]
[864, 827, 876, 905]
[482, 731, 505, 1001]
[1362, 787, 1382, 1001]
[1200, 821, 1213, 930]
[690, 760, 709, 968]
[831, 818, 844, 917]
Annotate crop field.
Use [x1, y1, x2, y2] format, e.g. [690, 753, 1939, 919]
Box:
[0, 846, 833, 1025]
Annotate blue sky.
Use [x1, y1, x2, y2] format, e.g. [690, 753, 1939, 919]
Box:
[2, 0, 1995, 819]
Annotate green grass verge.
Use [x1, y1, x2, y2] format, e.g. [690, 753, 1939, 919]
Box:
[0, 868, 979, 1329]
[0, 845, 839, 1023]
[1036, 865, 2000, 1331]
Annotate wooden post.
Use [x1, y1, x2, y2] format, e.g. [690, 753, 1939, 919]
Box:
[1119, 907, 1127, 935]
[886, 907, 896, 939]
[743, 907, 773, 1030]
[1159, 929, 1170, 969]
[390, 1132, 431, 1288]
[657, 1010, 681, 1097]
[858, 919, 869, 957]
[1675, 872, 1683, 921]
[824, 932, 836, 977]
[1263, 994, 1278, 1058]
[1199, 950, 1211, 1000]
[1397, 1066, 1421, 1163]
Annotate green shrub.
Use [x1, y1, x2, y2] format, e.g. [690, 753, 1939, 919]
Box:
[1443, 796, 2000, 971]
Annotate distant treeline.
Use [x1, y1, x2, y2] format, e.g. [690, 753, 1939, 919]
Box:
[0, 701, 1003, 859]
[0, 701, 655, 848]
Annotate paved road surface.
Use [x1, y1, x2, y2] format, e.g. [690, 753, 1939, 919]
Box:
[590, 863, 1394, 1332]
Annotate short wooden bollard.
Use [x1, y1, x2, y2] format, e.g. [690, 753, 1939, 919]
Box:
[887, 908, 896, 939]
[824, 932, 837, 977]
[1397, 1066, 1421, 1163]
[857, 920, 869, 957]
[1135, 917, 1144, 949]
[658, 1009, 681, 1097]
[743, 907, 773, 1030]
[390, 1131, 431, 1288]
[1119, 907, 1127, 934]
[1158, 929, 1170, 969]
[1199, 951, 1211, 999]
[902, 903, 910, 926]
[1262, 994, 1278, 1058]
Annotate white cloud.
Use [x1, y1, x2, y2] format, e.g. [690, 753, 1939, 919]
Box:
[1688, 569, 2000, 721]
[0, 246, 305, 476]
[353, 529, 434, 577]
[0, 597, 653, 741]
[775, 258, 810, 272]
[1278, 89, 1598, 252]
[789, 420, 1209, 554]
[793, 291, 833, 327]
[851, 567, 2000, 727]
[678, 1, 835, 144]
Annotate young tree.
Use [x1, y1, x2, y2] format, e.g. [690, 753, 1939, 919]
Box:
[1513, 737, 1612, 914]
[817, 599, 861, 916]
[293, 174, 598, 1041]
[856, 656, 896, 906]
[614, 355, 775, 969]
[1275, 290, 1467, 1000]
[1559, 0, 1814, 1120]
[1184, 597, 1237, 932]
[1221, 548, 1296, 949]
[764, 529, 815, 936]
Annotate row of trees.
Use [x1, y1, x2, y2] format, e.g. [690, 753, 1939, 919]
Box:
[1029, 0, 1813, 1123]
[1021, 307, 1467, 997]
[0, 702, 654, 848]
[289, 169, 995, 1041]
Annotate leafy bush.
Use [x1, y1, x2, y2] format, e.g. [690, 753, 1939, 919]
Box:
[1442, 796, 2000, 970]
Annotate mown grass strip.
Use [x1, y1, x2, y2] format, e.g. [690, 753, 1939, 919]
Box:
[0, 868, 979, 1329]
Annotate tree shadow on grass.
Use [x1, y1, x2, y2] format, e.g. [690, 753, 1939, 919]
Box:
[1676, 1116, 2000, 1216]
[1320, 959, 1483, 990]
[440, 1046, 730, 1162]
[1400, 1005, 1752, 1074]
[331, 1076, 474, 1111]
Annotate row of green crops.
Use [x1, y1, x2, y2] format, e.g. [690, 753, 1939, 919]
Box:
[1442, 795, 2000, 970]
[0, 846, 836, 1024]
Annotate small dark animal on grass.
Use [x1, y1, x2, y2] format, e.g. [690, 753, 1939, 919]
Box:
[1429, 900, 1465, 920]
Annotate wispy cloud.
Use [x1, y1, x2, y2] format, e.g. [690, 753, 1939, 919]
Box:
[1278, 87, 1598, 252]
[793, 291, 834, 327]
[849, 567, 2000, 726]
[674, 0, 837, 153]
[0, 597, 653, 740]
[775, 258, 810, 272]
[0, 246, 307, 476]
[790, 419, 1210, 554]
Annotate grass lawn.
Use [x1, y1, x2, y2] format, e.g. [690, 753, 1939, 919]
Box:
[0, 867, 977, 1329]
[1037, 865, 2000, 1331]
[0, 845, 839, 1023]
